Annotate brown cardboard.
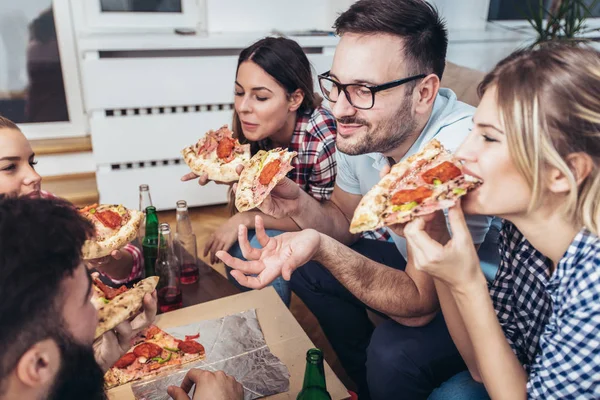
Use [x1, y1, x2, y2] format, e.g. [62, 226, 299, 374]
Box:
[107, 287, 349, 400]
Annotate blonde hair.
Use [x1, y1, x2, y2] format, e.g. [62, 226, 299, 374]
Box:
[0, 116, 20, 131]
[479, 43, 600, 235]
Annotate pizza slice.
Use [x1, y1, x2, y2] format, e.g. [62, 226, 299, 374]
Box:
[350, 139, 482, 233]
[105, 325, 205, 389]
[181, 125, 251, 182]
[79, 204, 143, 260]
[235, 147, 297, 212]
[94, 275, 159, 339]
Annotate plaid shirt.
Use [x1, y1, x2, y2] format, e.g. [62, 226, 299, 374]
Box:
[41, 190, 143, 286]
[491, 221, 600, 398]
[260, 106, 337, 201]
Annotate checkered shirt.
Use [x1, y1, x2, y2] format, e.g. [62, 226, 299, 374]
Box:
[260, 106, 337, 201]
[491, 221, 600, 398]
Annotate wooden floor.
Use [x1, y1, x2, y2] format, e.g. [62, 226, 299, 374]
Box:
[158, 204, 356, 392]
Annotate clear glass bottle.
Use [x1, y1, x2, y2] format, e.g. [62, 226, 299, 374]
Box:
[156, 223, 182, 313]
[138, 184, 153, 240]
[175, 200, 200, 284]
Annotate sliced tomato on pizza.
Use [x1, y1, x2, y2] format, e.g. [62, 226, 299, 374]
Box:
[181, 125, 250, 182]
[104, 325, 205, 389]
[350, 139, 482, 233]
[78, 203, 143, 260]
[235, 147, 297, 212]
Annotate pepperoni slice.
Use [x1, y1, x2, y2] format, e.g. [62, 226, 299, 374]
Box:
[177, 340, 205, 355]
[258, 160, 281, 185]
[420, 161, 462, 184]
[185, 333, 200, 340]
[390, 187, 433, 205]
[113, 352, 137, 369]
[95, 210, 122, 229]
[217, 137, 235, 160]
[133, 342, 162, 359]
[145, 326, 161, 339]
[93, 279, 127, 300]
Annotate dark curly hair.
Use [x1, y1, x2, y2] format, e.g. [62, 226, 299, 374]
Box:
[0, 196, 94, 383]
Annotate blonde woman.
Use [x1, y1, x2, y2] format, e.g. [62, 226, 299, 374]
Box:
[405, 44, 600, 399]
[217, 44, 600, 399]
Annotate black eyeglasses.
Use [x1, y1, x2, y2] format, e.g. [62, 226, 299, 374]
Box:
[318, 71, 427, 110]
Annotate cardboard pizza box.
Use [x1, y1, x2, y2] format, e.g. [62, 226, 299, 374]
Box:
[107, 287, 349, 400]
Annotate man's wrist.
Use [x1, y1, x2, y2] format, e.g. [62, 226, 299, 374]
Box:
[313, 232, 329, 265]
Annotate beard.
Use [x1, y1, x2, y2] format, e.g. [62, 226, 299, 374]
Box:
[336, 94, 417, 156]
[46, 333, 106, 400]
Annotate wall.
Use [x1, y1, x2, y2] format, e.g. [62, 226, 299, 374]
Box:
[205, 0, 355, 33]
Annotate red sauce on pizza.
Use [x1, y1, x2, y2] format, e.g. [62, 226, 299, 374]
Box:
[177, 340, 205, 354]
[94, 278, 127, 300]
[95, 210, 122, 229]
[133, 343, 162, 359]
[145, 326, 161, 339]
[420, 161, 461, 184]
[259, 160, 281, 185]
[390, 187, 433, 205]
[217, 137, 235, 159]
[113, 353, 137, 369]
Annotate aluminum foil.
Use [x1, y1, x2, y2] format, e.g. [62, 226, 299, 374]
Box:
[130, 309, 290, 400]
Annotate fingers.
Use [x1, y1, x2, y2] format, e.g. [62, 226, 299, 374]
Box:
[180, 172, 198, 182]
[254, 215, 270, 248]
[447, 200, 471, 244]
[216, 251, 265, 275]
[232, 183, 238, 194]
[379, 164, 391, 179]
[167, 386, 190, 400]
[237, 224, 262, 260]
[229, 269, 278, 290]
[179, 368, 206, 393]
[131, 292, 157, 333]
[111, 249, 123, 260]
[235, 164, 245, 176]
[404, 218, 445, 265]
[113, 321, 134, 350]
[203, 235, 214, 258]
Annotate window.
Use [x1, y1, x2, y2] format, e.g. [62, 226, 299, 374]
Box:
[100, 0, 182, 13]
[488, 0, 600, 20]
[0, 2, 69, 123]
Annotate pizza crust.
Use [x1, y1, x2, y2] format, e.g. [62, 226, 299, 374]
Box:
[82, 206, 143, 260]
[181, 144, 250, 182]
[235, 148, 297, 212]
[95, 276, 159, 339]
[181, 125, 251, 183]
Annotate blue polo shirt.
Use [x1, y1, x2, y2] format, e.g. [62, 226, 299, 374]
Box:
[336, 88, 491, 258]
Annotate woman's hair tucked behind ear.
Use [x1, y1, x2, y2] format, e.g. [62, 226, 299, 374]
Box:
[479, 43, 600, 234]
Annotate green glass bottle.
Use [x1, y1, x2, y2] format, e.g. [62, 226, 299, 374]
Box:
[142, 206, 159, 277]
[297, 348, 331, 400]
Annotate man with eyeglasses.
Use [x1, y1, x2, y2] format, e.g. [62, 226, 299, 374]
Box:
[219, 0, 492, 399]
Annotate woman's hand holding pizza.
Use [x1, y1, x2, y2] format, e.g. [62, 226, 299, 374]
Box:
[93, 291, 157, 372]
[234, 176, 301, 219]
[215, 215, 320, 289]
[404, 201, 485, 290]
